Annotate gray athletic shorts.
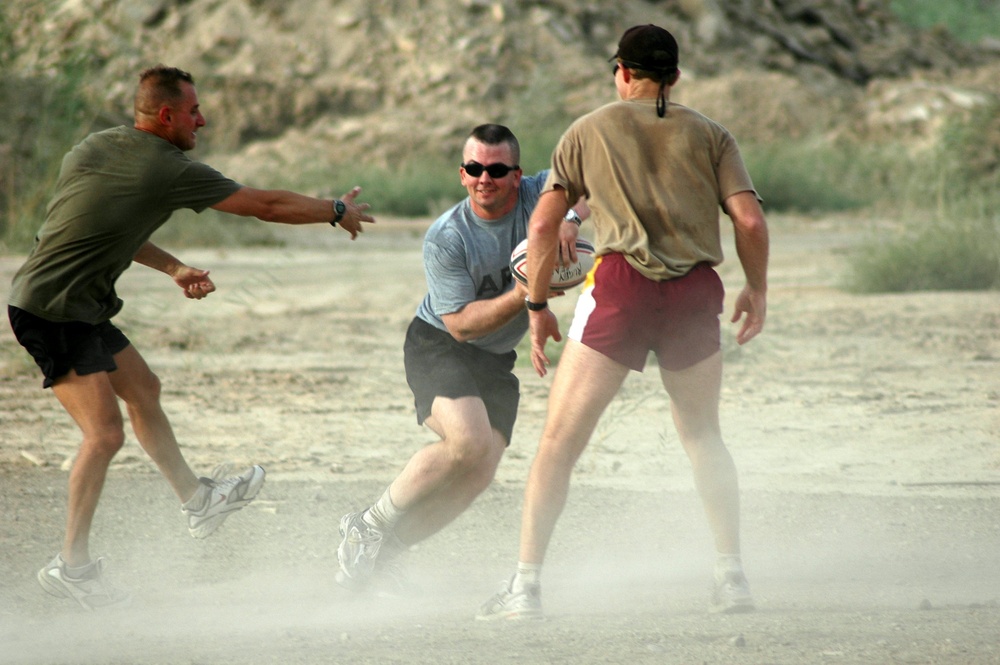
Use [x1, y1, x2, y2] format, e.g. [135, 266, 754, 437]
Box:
[403, 317, 519, 446]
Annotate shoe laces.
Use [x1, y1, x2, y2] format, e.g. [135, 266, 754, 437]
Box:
[349, 522, 382, 546]
[208, 462, 235, 484]
[206, 462, 254, 494]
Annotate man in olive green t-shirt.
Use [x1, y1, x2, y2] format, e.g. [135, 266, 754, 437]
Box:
[7, 65, 375, 610]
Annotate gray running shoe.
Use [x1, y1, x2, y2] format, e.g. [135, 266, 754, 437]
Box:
[182, 463, 266, 539]
[475, 576, 543, 621]
[37, 555, 132, 611]
[336, 511, 383, 590]
[710, 569, 756, 614]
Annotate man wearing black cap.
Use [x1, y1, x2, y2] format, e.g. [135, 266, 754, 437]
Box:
[477, 24, 769, 619]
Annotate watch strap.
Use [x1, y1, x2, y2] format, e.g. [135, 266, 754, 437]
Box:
[525, 297, 548, 311]
[330, 199, 347, 226]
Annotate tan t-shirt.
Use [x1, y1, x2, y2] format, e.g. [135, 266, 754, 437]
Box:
[544, 98, 758, 280]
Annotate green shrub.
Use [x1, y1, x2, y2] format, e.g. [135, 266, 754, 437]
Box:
[741, 139, 876, 213]
[0, 54, 98, 252]
[329, 162, 465, 218]
[262, 152, 463, 220]
[890, 0, 1000, 44]
[845, 216, 1000, 293]
[845, 100, 1000, 293]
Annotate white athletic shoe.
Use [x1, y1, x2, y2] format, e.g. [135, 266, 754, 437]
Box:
[336, 511, 383, 590]
[710, 569, 756, 614]
[475, 576, 543, 621]
[37, 554, 132, 611]
[182, 463, 265, 539]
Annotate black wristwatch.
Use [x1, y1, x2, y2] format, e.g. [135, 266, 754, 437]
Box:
[330, 199, 347, 226]
[525, 297, 548, 311]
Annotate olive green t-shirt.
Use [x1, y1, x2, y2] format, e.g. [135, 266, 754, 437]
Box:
[544, 99, 758, 280]
[8, 126, 241, 323]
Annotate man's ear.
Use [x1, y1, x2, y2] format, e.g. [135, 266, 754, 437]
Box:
[157, 106, 172, 126]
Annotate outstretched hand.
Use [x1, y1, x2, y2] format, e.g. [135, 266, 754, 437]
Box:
[336, 186, 376, 240]
[172, 266, 216, 300]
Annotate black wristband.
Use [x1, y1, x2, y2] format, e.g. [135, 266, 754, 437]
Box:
[330, 199, 346, 226]
[525, 297, 548, 311]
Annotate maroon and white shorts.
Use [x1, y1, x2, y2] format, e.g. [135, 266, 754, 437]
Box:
[567, 253, 724, 371]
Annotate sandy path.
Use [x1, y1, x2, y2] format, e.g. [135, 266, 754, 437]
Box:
[1, 215, 998, 663]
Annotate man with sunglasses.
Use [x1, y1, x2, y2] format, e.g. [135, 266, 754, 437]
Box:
[477, 24, 769, 619]
[335, 124, 587, 594]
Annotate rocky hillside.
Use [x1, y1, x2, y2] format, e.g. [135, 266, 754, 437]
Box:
[3, 0, 1000, 186]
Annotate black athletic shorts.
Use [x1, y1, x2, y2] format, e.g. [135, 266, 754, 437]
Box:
[403, 317, 520, 446]
[8, 306, 131, 388]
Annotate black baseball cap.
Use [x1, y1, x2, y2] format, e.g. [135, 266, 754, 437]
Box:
[611, 24, 679, 72]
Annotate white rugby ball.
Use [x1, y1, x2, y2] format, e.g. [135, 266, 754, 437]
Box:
[510, 237, 596, 291]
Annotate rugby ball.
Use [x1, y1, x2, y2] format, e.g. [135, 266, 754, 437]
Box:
[510, 237, 596, 291]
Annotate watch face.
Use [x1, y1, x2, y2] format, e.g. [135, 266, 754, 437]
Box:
[335, 200, 347, 215]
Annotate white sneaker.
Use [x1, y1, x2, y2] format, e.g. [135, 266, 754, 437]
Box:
[475, 576, 543, 621]
[37, 555, 132, 611]
[710, 569, 755, 614]
[182, 464, 265, 539]
[335, 511, 383, 590]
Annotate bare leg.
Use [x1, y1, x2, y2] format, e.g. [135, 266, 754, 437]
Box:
[660, 351, 741, 555]
[107, 345, 200, 502]
[50, 370, 126, 567]
[518, 341, 629, 564]
[393, 428, 505, 545]
[387, 396, 505, 544]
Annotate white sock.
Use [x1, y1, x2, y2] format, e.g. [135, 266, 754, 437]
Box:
[63, 558, 96, 579]
[715, 553, 744, 578]
[364, 486, 404, 532]
[512, 562, 542, 593]
[182, 481, 211, 510]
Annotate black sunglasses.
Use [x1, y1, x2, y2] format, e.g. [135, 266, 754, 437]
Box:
[461, 161, 519, 178]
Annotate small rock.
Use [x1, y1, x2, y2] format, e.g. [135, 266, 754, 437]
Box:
[19, 450, 45, 467]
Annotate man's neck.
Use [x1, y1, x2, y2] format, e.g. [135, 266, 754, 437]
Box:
[625, 80, 669, 102]
[470, 200, 517, 221]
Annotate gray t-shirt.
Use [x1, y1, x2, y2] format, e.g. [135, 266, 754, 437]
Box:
[414, 171, 548, 354]
[8, 126, 241, 323]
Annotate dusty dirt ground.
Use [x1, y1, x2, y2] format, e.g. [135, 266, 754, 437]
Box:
[1, 215, 998, 665]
